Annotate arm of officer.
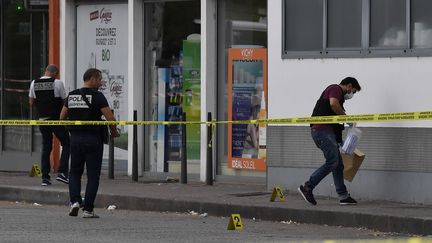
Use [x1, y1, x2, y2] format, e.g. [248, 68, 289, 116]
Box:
[60, 106, 69, 120]
[329, 97, 346, 116]
[29, 97, 35, 107]
[101, 107, 120, 138]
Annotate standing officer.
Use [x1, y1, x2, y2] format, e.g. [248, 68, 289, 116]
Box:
[60, 68, 119, 218]
[29, 64, 70, 186]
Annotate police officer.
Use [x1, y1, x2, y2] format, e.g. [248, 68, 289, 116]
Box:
[29, 64, 70, 186]
[60, 68, 119, 218]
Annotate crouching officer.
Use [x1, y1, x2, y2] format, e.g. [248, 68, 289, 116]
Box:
[60, 68, 119, 218]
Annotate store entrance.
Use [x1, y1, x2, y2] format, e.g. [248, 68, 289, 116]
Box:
[0, 2, 48, 171]
[143, 1, 201, 174]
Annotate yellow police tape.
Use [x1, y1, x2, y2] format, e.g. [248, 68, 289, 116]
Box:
[1, 110, 432, 126]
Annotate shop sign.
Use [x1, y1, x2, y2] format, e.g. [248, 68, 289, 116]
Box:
[227, 48, 267, 171]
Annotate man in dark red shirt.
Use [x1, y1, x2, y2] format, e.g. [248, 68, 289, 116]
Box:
[299, 77, 361, 206]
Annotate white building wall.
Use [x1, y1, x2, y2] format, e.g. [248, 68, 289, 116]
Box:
[268, 0, 432, 128]
[267, 1, 432, 204]
[127, 0, 144, 176]
[60, 0, 77, 92]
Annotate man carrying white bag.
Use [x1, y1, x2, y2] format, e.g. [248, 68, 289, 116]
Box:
[341, 124, 365, 182]
[298, 77, 362, 206]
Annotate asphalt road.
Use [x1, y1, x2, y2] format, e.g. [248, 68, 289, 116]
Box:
[0, 201, 410, 243]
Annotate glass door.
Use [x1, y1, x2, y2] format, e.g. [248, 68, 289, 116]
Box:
[143, 0, 200, 174]
[0, 1, 48, 171]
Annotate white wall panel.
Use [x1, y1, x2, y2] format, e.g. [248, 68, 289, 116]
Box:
[268, 0, 432, 128]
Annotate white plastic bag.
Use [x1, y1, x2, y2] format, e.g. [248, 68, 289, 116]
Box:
[341, 126, 362, 155]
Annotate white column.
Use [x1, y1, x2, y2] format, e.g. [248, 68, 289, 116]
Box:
[127, 0, 145, 176]
[59, 0, 76, 92]
[200, 0, 217, 182]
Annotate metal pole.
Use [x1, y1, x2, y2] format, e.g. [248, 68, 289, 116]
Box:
[132, 110, 138, 181]
[181, 112, 187, 184]
[108, 109, 115, 179]
[206, 112, 213, 185]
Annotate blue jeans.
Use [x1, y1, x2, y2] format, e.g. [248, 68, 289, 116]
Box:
[69, 131, 103, 212]
[39, 125, 70, 180]
[308, 129, 348, 197]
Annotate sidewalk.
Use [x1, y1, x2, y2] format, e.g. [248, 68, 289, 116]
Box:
[0, 172, 431, 236]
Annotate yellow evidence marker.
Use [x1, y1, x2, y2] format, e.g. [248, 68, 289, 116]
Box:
[29, 163, 42, 177]
[227, 214, 243, 230]
[270, 186, 285, 202]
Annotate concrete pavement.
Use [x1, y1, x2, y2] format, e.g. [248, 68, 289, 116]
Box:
[0, 172, 430, 236]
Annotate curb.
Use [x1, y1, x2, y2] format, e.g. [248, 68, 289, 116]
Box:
[0, 186, 430, 235]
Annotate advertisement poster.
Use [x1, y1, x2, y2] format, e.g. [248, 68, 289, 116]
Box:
[228, 48, 267, 171]
[76, 4, 128, 142]
[182, 39, 201, 160]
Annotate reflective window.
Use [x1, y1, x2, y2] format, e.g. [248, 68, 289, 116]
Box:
[3, 1, 31, 151]
[144, 1, 201, 173]
[284, 0, 322, 51]
[1, 1, 47, 152]
[370, 0, 406, 48]
[411, 0, 432, 48]
[283, 0, 432, 58]
[327, 0, 362, 49]
[217, 0, 267, 176]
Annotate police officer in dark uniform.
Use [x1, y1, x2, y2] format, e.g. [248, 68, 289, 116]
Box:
[60, 68, 119, 218]
[29, 64, 70, 186]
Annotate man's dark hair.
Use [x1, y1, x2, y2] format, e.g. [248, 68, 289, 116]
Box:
[340, 77, 361, 91]
[83, 68, 101, 82]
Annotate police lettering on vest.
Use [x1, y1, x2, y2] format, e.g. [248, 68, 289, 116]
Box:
[66, 88, 107, 132]
[33, 77, 63, 119]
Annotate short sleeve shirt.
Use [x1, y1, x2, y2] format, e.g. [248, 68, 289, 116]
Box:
[29, 76, 67, 99]
[65, 88, 109, 112]
[312, 85, 344, 131]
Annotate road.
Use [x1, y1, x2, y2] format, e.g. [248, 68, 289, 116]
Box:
[0, 201, 410, 243]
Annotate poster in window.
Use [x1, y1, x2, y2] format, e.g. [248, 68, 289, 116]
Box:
[228, 48, 267, 171]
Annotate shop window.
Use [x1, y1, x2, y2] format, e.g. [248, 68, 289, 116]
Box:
[1, 1, 47, 152]
[282, 0, 432, 58]
[217, 0, 267, 177]
[284, 0, 322, 52]
[370, 0, 406, 49]
[411, 0, 432, 49]
[3, 2, 31, 151]
[144, 1, 201, 173]
[327, 0, 362, 49]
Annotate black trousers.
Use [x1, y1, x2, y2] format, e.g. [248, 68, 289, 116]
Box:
[68, 130, 103, 212]
[39, 125, 70, 180]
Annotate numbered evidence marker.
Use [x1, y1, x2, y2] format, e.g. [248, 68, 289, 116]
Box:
[29, 163, 42, 177]
[227, 214, 243, 230]
[270, 186, 285, 202]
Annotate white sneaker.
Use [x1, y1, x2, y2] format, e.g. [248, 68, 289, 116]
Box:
[69, 202, 80, 216]
[82, 210, 99, 218]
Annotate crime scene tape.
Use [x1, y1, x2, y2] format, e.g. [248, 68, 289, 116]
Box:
[1, 110, 432, 126]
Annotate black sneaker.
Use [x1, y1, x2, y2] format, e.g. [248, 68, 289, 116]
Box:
[298, 185, 317, 205]
[339, 196, 357, 205]
[56, 173, 69, 184]
[41, 179, 51, 186]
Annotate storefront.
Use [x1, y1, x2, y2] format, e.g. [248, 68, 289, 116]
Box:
[60, 0, 268, 182]
[3, 0, 431, 204]
[0, 1, 49, 171]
